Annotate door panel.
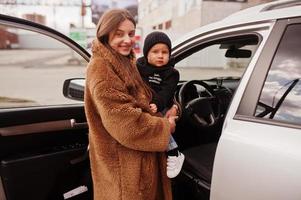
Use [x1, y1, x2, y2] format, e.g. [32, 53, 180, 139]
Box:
[0, 106, 90, 200]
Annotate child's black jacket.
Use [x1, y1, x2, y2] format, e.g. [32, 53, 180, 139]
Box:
[137, 57, 179, 112]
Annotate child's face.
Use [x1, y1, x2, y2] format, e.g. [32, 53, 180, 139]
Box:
[147, 43, 170, 67]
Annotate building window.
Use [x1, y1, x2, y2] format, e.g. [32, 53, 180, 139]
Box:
[165, 20, 172, 29]
[158, 23, 163, 30]
[152, 26, 156, 30]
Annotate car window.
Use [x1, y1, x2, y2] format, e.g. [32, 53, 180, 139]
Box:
[176, 35, 258, 81]
[0, 25, 87, 108]
[255, 24, 301, 125]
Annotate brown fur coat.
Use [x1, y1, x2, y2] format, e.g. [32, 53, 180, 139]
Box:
[84, 39, 172, 200]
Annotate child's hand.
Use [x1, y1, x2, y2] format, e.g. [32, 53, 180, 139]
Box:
[149, 103, 158, 113]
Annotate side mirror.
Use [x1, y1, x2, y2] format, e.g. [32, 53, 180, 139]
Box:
[225, 48, 252, 58]
[63, 78, 85, 101]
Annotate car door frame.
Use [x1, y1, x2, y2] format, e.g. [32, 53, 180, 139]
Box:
[0, 14, 91, 200]
[0, 14, 90, 61]
[0, 14, 90, 131]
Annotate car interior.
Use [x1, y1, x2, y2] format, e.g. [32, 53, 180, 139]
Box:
[167, 35, 259, 200]
[0, 32, 259, 200]
[171, 77, 235, 199]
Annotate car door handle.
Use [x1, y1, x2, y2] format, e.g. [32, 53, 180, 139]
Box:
[71, 119, 88, 129]
[0, 119, 88, 136]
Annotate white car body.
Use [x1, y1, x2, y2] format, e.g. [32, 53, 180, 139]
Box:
[172, 1, 301, 199]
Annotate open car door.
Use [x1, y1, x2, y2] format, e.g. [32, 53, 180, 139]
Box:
[0, 14, 92, 200]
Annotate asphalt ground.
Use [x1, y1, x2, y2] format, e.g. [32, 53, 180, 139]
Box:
[0, 49, 86, 107]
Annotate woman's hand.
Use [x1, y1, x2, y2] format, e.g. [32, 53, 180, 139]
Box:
[167, 115, 178, 133]
[165, 104, 178, 118]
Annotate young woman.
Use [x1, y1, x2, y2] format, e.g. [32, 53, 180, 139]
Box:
[84, 9, 177, 200]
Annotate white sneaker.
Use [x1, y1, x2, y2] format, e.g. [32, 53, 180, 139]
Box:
[167, 152, 185, 178]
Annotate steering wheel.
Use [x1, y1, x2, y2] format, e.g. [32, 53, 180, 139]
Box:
[178, 80, 221, 127]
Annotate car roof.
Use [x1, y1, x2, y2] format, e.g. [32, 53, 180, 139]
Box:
[221, 0, 301, 25]
[173, 0, 301, 48]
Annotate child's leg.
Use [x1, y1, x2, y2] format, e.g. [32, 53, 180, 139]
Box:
[166, 136, 185, 178]
[167, 136, 178, 151]
[163, 107, 184, 178]
[167, 136, 179, 156]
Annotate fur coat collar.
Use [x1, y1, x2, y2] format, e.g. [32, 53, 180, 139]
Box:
[91, 39, 151, 112]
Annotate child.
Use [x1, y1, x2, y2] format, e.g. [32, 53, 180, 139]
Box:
[137, 31, 185, 178]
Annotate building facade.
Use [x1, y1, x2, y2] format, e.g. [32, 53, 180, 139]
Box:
[137, 0, 273, 42]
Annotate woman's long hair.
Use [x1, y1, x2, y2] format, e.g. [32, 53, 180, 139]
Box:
[96, 9, 152, 103]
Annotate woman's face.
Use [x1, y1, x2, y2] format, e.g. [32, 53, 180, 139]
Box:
[108, 19, 135, 56]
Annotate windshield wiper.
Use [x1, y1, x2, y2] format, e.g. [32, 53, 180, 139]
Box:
[256, 78, 300, 119]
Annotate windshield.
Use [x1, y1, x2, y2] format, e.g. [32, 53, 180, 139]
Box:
[174, 35, 259, 81]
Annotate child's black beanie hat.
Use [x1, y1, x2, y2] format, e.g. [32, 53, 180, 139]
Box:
[143, 31, 171, 57]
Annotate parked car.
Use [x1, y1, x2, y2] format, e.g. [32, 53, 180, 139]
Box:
[1, 0, 301, 199]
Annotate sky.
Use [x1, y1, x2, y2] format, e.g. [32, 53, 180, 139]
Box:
[0, 0, 95, 34]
